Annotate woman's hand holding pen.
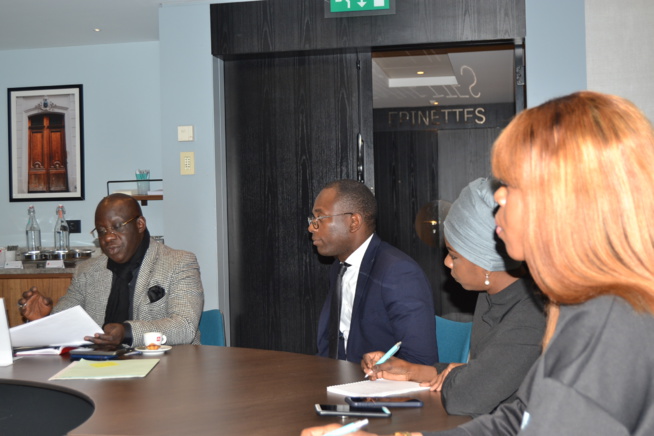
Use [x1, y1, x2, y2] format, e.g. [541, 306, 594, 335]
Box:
[301, 425, 422, 436]
[300, 425, 376, 436]
[361, 352, 438, 383]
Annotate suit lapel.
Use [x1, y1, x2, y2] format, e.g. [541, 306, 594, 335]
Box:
[351, 233, 381, 317]
[132, 239, 157, 318]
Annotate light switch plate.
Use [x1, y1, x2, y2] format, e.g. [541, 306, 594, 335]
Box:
[177, 125, 194, 142]
[180, 152, 195, 175]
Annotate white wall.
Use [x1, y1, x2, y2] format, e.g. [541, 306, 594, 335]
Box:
[585, 0, 654, 121]
[0, 5, 225, 326]
[0, 42, 165, 246]
[158, 3, 226, 321]
[525, 0, 587, 107]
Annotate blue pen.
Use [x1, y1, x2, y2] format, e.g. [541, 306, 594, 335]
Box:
[323, 419, 369, 436]
[365, 341, 402, 378]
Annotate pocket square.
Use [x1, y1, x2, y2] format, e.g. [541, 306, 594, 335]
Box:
[147, 285, 166, 303]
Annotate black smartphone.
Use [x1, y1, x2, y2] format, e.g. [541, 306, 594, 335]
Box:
[314, 404, 391, 418]
[345, 396, 424, 408]
[69, 344, 129, 360]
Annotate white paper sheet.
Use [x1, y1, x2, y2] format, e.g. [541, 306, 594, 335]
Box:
[0, 299, 14, 366]
[327, 379, 429, 397]
[10, 306, 103, 347]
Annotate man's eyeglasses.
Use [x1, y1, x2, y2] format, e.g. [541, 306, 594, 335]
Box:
[91, 216, 140, 239]
[307, 212, 353, 229]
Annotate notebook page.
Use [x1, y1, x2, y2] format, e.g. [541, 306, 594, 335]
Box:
[327, 379, 429, 396]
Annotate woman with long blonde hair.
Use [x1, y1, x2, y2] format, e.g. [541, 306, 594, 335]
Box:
[301, 91, 654, 436]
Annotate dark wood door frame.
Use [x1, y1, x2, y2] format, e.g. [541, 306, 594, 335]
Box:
[213, 0, 526, 353]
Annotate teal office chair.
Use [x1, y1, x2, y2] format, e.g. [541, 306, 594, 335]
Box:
[435, 315, 472, 363]
[199, 309, 226, 346]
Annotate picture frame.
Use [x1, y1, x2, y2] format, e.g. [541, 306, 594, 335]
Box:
[7, 84, 85, 202]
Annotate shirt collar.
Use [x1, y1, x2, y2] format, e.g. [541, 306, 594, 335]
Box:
[343, 233, 374, 270]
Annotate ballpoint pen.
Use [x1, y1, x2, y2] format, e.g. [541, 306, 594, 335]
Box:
[323, 419, 369, 436]
[365, 341, 402, 378]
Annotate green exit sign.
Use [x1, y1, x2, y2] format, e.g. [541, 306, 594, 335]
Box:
[330, 0, 390, 13]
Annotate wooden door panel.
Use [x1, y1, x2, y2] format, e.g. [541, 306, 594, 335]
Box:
[27, 114, 68, 193]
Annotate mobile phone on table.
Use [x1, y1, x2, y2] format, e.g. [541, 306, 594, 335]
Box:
[314, 404, 392, 418]
[345, 396, 423, 408]
[69, 344, 129, 360]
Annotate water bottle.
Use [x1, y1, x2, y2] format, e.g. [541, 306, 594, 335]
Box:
[25, 205, 42, 253]
[54, 204, 70, 253]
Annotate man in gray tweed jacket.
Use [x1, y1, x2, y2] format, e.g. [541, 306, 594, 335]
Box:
[18, 194, 204, 347]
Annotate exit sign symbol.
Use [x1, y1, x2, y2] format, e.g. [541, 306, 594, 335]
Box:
[331, 0, 389, 13]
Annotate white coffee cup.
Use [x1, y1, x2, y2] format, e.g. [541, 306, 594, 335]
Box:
[143, 332, 167, 348]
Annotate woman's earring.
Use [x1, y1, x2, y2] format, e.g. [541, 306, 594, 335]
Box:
[484, 272, 490, 286]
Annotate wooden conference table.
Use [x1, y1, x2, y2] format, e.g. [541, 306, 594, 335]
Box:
[0, 346, 470, 435]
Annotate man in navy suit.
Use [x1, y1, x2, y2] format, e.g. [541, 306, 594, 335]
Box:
[309, 179, 438, 364]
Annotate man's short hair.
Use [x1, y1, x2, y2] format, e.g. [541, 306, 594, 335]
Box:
[324, 179, 377, 230]
[98, 193, 143, 217]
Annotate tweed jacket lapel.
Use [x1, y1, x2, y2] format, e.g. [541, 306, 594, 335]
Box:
[132, 239, 160, 319]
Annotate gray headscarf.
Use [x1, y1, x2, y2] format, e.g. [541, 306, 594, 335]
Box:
[443, 177, 521, 272]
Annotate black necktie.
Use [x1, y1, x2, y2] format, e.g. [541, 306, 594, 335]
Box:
[328, 262, 349, 359]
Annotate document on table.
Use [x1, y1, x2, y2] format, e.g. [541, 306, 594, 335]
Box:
[50, 358, 160, 380]
[327, 379, 429, 397]
[14, 346, 75, 356]
[10, 305, 103, 348]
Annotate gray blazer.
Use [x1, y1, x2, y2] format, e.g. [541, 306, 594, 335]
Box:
[53, 238, 204, 346]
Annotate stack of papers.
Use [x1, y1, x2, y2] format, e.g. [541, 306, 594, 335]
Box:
[10, 306, 103, 348]
[327, 379, 429, 396]
[14, 346, 75, 356]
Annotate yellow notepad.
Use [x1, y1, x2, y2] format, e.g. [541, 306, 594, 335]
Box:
[49, 358, 160, 380]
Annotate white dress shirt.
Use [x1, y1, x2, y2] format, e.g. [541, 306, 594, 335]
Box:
[340, 234, 374, 349]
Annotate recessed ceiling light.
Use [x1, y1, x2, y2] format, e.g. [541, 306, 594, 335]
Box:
[94, 28, 101, 32]
[416, 71, 425, 75]
[429, 100, 439, 105]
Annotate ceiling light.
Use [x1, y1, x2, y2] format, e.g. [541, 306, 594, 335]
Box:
[429, 100, 439, 105]
[416, 71, 425, 75]
[94, 28, 101, 32]
[388, 76, 458, 88]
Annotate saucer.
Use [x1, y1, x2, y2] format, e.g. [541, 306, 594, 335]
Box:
[135, 345, 172, 356]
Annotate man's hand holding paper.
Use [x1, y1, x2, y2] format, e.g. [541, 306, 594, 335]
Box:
[85, 323, 126, 346]
[10, 306, 103, 348]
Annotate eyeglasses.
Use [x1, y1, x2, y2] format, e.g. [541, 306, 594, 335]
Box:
[90, 216, 140, 239]
[307, 212, 353, 229]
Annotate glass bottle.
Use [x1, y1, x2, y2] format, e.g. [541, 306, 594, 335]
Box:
[25, 205, 42, 253]
[54, 204, 70, 253]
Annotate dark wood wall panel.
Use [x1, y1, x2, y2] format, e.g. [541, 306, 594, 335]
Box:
[212, 0, 525, 57]
[436, 128, 501, 316]
[225, 51, 372, 353]
[374, 130, 442, 313]
[373, 127, 504, 318]
[437, 128, 496, 203]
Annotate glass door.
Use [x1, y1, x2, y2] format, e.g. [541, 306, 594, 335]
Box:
[371, 44, 521, 317]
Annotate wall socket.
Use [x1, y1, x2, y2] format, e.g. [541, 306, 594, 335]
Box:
[180, 152, 195, 175]
[68, 220, 81, 233]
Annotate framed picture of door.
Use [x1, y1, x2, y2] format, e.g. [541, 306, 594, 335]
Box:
[7, 84, 84, 202]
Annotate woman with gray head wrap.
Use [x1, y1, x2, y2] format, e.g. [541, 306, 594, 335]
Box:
[444, 177, 521, 275]
[359, 177, 546, 417]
